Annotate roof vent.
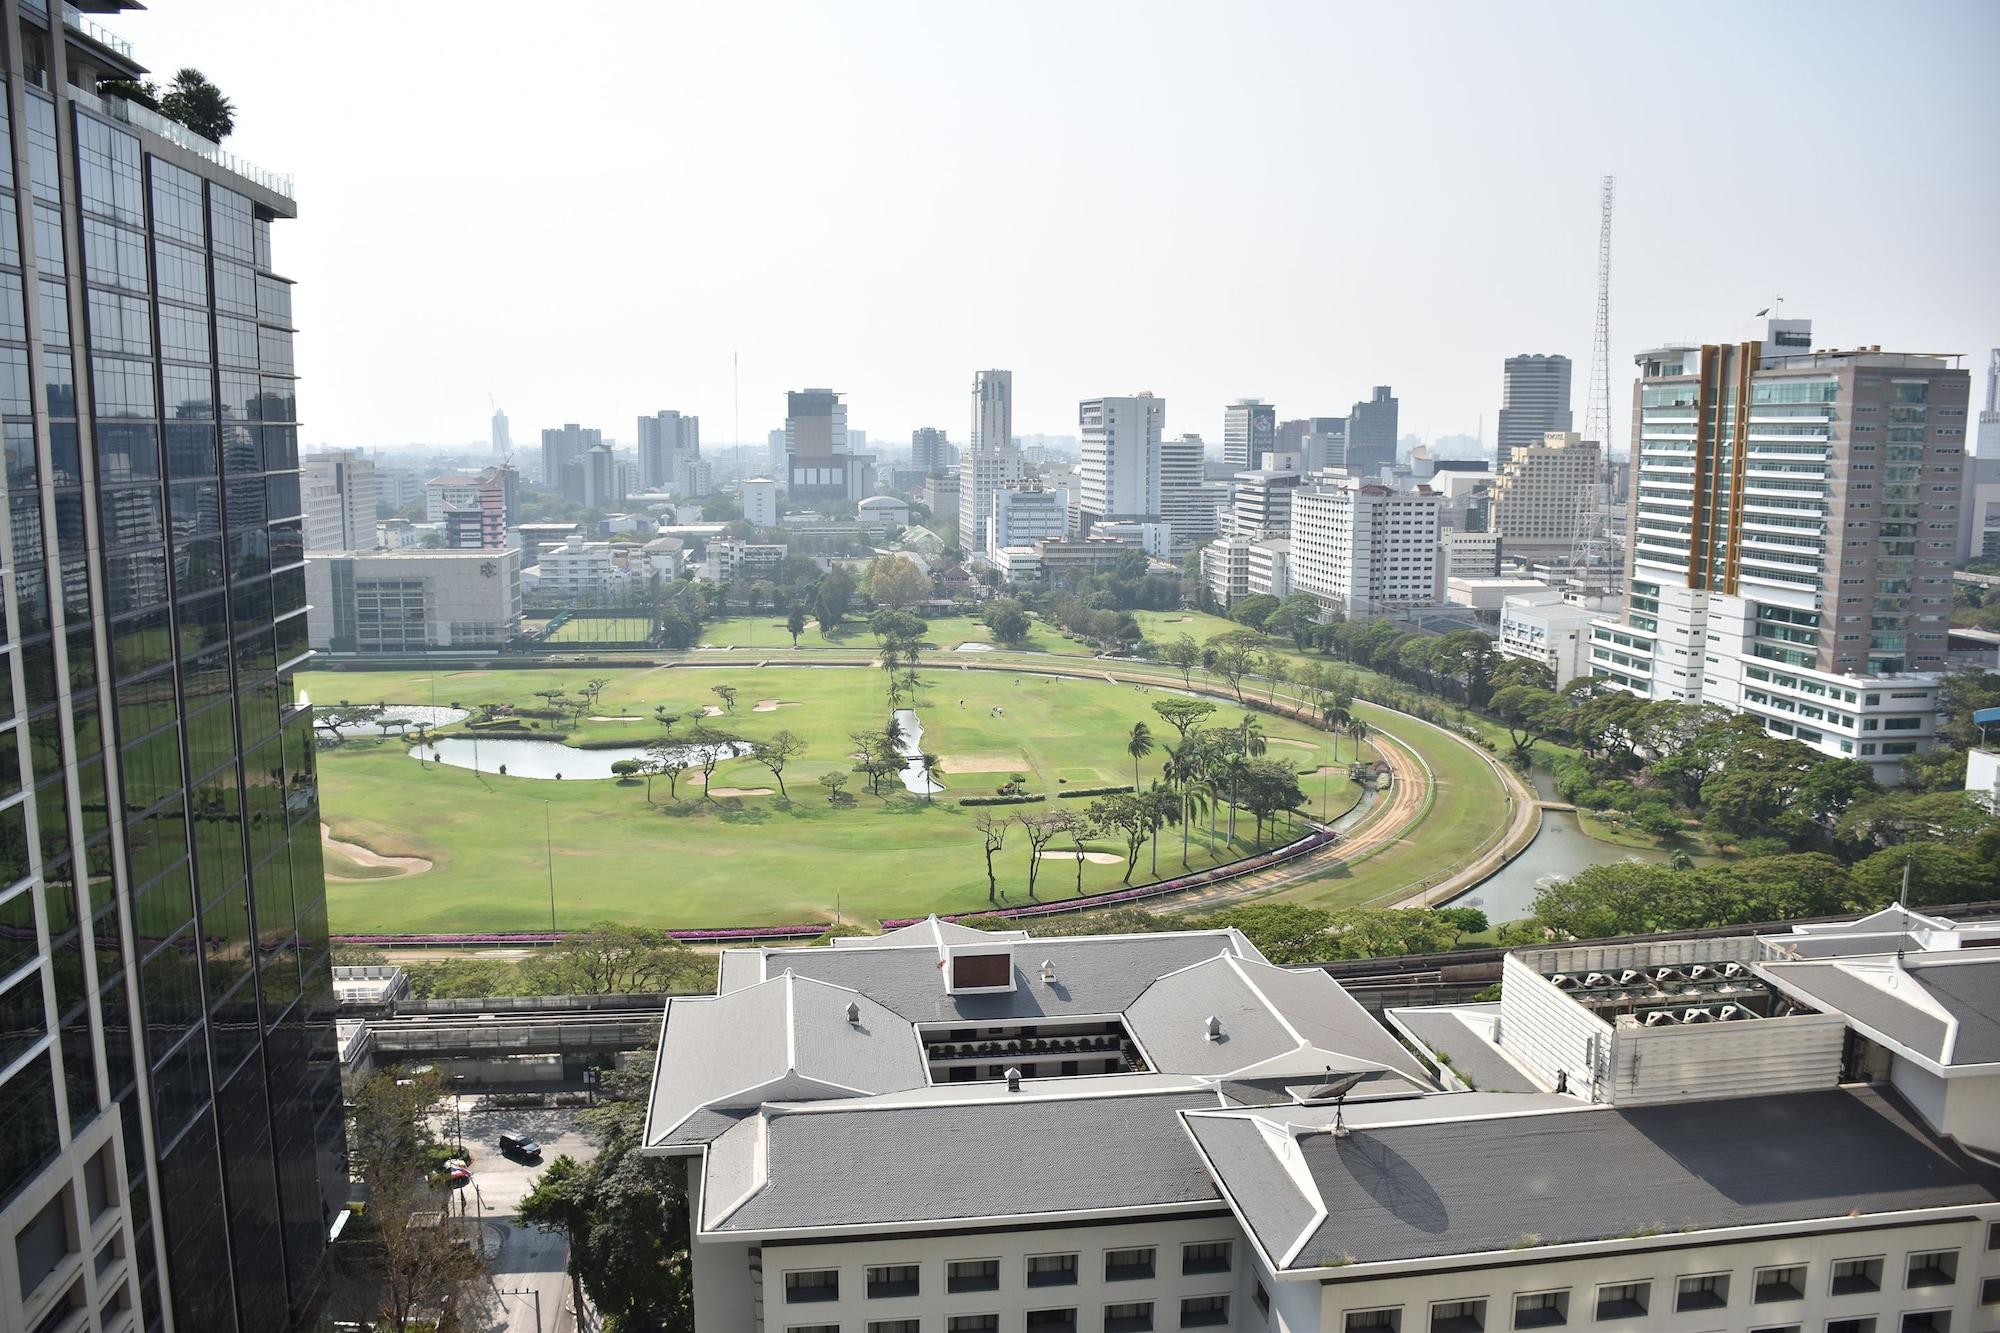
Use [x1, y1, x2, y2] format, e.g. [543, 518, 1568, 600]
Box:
[1550, 974, 1580, 991]
[1584, 972, 1613, 988]
[1643, 1010, 1678, 1026]
[844, 1001, 861, 1026]
[1004, 1067, 1022, 1092]
[1040, 960, 1055, 984]
[1204, 1015, 1223, 1041]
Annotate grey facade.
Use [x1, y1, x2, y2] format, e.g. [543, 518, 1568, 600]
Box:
[636, 408, 697, 493]
[1221, 398, 1274, 470]
[1345, 383, 1399, 473]
[0, 6, 342, 1333]
[537, 421, 600, 500]
[1495, 352, 1573, 465]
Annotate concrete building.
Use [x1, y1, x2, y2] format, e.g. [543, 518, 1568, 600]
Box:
[702, 540, 789, 584]
[742, 476, 780, 528]
[1496, 352, 1575, 465]
[423, 472, 480, 522]
[1438, 529, 1503, 582]
[970, 368, 1013, 454]
[959, 436, 1025, 556]
[1588, 320, 1967, 781]
[1225, 469, 1303, 540]
[1499, 588, 1617, 685]
[1222, 398, 1276, 469]
[1289, 473, 1442, 617]
[644, 913, 2000, 1333]
[491, 404, 511, 455]
[1247, 537, 1290, 599]
[1346, 384, 1400, 473]
[444, 464, 516, 551]
[0, 20, 349, 1327]
[785, 388, 857, 502]
[539, 421, 602, 496]
[910, 426, 953, 472]
[990, 485, 1068, 550]
[637, 408, 700, 493]
[1159, 433, 1224, 553]
[857, 494, 910, 527]
[306, 548, 523, 651]
[533, 534, 640, 602]
[302, 447, 378, 550]
[1079, 393, 1166, 527]
[1490, 430, 1601, 554]
[1202, 533, 1255, 608]
[1301, 418, 1348, 472]
[1959, 349, 2000, 563]
[920, 470, 961, 527]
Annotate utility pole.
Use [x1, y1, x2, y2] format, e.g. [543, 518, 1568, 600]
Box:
[545, 800, 557, 931]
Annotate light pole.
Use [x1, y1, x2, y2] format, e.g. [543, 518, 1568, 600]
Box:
[544, 800, 557, 932]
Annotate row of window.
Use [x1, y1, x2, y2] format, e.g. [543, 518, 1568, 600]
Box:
[1341, 1246, 1985, 1333]
[786, 1245, 1232, 1305]
[788, 1296, 1229, 1333]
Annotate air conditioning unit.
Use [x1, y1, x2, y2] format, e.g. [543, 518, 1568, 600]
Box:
[1585, 973, 1614, 988]
[1617, 970, 1644, 985]
[1652, 967, 1687, 984]
[1721, 962, 1747, 979]
[1643, 1010, 1678, 1026]
[1681, 1007, 1716, 1023]
[1689, 965, 1718, 981]
[1716, 1005, 1749, 1021]
[1550, 974, 1580, 991]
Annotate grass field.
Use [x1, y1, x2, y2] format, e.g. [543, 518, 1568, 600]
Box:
[681, 612, 1078, 656]
[303, 665, 1350, 932]
[545, 615, 656, 644]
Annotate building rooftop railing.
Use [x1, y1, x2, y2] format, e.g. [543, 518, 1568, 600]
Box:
[69, 85, 295, 200]
[61, 3, 134, 59]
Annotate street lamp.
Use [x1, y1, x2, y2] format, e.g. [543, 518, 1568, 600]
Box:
[544, 800, 557, 932]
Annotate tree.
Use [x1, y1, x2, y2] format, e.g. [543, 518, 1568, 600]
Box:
[1264, 592, 1325, 650]
[786, 604, 808, 647]
[1190, 903, 1336, 965]
[1488, 684, 1565, 766]
[685, 725, 738, 800]
[158, 68, 235, 142]
[1227, 593, 1281, 630]
[814, 566, 856, 630]
[643, 738, 691, 803]
[1162, 633, 1203, 688]
[917, 751, 945, 802]
[817, 770, 850, 803]
[869, 553, 934, 610]
[314, 703, 384, 743]
[1208, 632, 1265, 702]
[1434, 906, 1488, 945]
[982, 598, 1033, 646]
[1086, 792, 1154, 885]
[1015, 809, 1068, 901]
[974, 812, 1009, 904]
[654, 707, 683, 737]
[750, 730, 807, 798]
[1126, 721, 1155, 791]
[1238, 757, 1304, 844]
[525, 922, 709, 993]
[1850, 844, 1991, 908]
[609, 758, 644, 784]
[711, 684, 738, 714]
[516, 1154, 593, 1323]
[1150, 697, 1216, 742]
[349, 1070, 484, 1333]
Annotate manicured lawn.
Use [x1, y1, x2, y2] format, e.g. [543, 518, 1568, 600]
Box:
[546, 615, 655, 644]
[670, 612, 1079, 657]
[302, 665, 1346, 932]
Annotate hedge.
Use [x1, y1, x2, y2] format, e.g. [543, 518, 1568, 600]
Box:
[1056, 784, 1134, 799]
[955, 794, 1048, 807]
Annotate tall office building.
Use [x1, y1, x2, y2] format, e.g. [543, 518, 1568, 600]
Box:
[1588, 319, 1967, 781]
[539, 422, 601, 499]
[300, 448, 377, 552]
[0, 11, 342, 1332]
[959, 372, 1020, 554]
[636, 409, 699, 493]
[1488, 430, 1599, 553]
[1221, 398, 1276, 469]
[1494, 353, 1573, 465]
[1289, 473, 1442, 617]
[783, 388, 852, 503]
[909, 426, 951, 473]
[1077, 393, 1165, 526]
[1345, 385, 1400, 474]
[489, 404, 510, 457]
[1158, 433, 1222, 552]
[969, 369, 1012, 453]
[1961, 348, 2000, 562]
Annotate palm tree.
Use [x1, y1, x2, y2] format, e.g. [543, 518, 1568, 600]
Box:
[1126, 722, 1155, 791]
[1322, 696, 1352, 762]
[918, 752, 945, 803]
[1346, 717, 1370, 756]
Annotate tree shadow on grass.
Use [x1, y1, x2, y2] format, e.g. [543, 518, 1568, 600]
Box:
[717, 802, 770, 825]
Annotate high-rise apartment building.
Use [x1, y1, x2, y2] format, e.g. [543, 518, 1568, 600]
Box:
[969, 369, 1012, 454]
[741, 476, 779, 529]
[1158, 433, 1222, 552]
[1489, 430, 1599, 553]
[539, 422, 601, 499]
[909, 426, 951, 473]
[1077, 394, 1165, 527]
[958, 372, 1020, 554]
[300, 448, 377, 552]
[1289, 472, 1442, 616]
[1588, 320, 1967, 781]
[0, 12, 343, 1331]
[489, 404, 510, 456]
[1959, 348, 2000, 562]
[1495, 353, 1574, 465]
[784, 387, 853, 503]
[1225, 469, 1302, 540]
[636, 409, 699, 493]
[1345, 385, 1400, 474]
[1221, 398, 1275, 469]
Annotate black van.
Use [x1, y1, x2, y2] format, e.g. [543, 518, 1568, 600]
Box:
[498, 1133, 541, 1160]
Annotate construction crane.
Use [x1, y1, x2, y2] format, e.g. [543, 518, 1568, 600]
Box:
[1568, 175, 1616, 591]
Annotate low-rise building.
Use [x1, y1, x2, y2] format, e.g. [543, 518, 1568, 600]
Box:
[1203, 534, 1255, 608]
[1498, 588, 1621, 686]
[534, 534, 641, 602]
[703, 540, 788, 583]
[743, 476, 781, 528]
[990, 485, 1069, 552]
[1446, 575, 1549, 611]
[1438, 530, 1502, 586]
[857, 494, 911, 527]
[423, 473, 481, 522]
[1247, 537, 1289, 599]
[305, 547, 522, 652]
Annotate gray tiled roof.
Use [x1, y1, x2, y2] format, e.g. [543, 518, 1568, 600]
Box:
[1387, 1004, 1539, 1094]
[1759, 961, 1950, 1062]
[1181, 1114, 1321, 1262]
[707, 1088, 1224, 1233]
[1241, 958, 1431, 1083]
[1201, 1086, 2000, 1270]
[1915, 957, 2000, 1064]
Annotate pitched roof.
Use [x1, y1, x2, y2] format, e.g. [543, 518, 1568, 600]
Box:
[1386, 1003, 1540, 1094]
[1757, 954, 2000, 1067]
[1188, 1086, 2000, 1271]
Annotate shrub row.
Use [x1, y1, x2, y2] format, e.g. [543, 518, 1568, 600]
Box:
[956, 794, 1048, 807]
[1057, 784, 1133, 799]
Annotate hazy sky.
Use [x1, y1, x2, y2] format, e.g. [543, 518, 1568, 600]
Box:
[119, 1, 1999, 454]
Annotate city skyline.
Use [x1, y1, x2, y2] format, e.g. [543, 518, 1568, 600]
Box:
[112, 1, 1999, 452]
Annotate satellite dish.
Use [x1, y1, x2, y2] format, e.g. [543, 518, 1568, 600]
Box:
[1302, 1071, 1366, 1102]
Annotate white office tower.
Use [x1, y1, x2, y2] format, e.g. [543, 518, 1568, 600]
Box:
[990, 485, 1069, 550]
[1960, 347, 2000, 562]
[1078, 394, 1166, 527]
[742, 477, 780, 528]
[491, 405, 512, 456]
[1222, 398, 1276, 469]
[1489, 430, 1601, 553]
[1495, 353, 1574, 465]
[910, 426, 952, 472]
[1227, 469, 1303, 539]
[1159, 433, 1222, 552]
[959, 370, 1023, 554]
[302, 448, 380, 550]
[970, 368, 1013, 451]
[638, 409, 701, 492]
[1289, 472, 1442, 617]
[1588, 320, 1968, 782]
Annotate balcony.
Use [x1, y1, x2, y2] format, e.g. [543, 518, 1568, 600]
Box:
[62, 3, 132, 58]
[68, 85, 295, 200]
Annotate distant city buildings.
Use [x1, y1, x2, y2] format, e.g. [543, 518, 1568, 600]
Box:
[306, 547, 523, 651]
[1489, 430, 1600, 554]
[1222, 398, 1276, 469]
[961, 371, 1022, 553]
[990, 484, 1068, 551]
[786, 387, 865, 503]
[540, 422, 603, 499]
[742, 476, 780, 528]
[1960, 348, 2000, 562]
[1289, 472, 1441, 617]
[424, 472, 481, 521]
[1589, 319, 1966, 781]
[491, 404, 512, 455]
[302, 447, 379, 550]
[638, 409, 702, 493]
[1159, 433, 1224, 552]
[1495, 352, 1575, 465]
[445, 464, 518, 550]
[1078, 393, 1166, 526]
[1345, 384, 1401, 473]
[910, 426, 953, 472]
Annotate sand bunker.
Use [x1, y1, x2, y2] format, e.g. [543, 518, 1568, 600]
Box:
[1165, 616, 1194, 623]
[699, 704, 727, 716]
[943, 754, 1023, 774]
[590, 715, 645, 722]
[704, 786, 775, 797]
[1037, 850, 1123, 864]
[320, 823, 432, 877]
[954, 642, 994, 652]
[751, 699, 801, 712]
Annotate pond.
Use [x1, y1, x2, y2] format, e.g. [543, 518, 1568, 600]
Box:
[891, 707, 943, 795]
[329, 704, 471, 735]
[1442, 766, 1668, 922]
[409, 735, 748, 781]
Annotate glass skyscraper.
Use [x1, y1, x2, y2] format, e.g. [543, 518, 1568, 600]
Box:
[0, 4, 340, 1331]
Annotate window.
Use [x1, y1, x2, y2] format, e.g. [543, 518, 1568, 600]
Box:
[1182, 1241, 1232, 1275]
[1594, 1283, 1648, 1320]
[1900, 1314, 1948, 1333]
[1026, 1310, 1077, 1332]
[870, 1323, 921, 1333]
[866, 1263, 919, 1299]
[1512, 1291, 1567, 1329]
[1026, 1253, 1077, 1287]
[1346, 1310, 1402, 1333]
[1982, 1275, 2000, 1303]
[1987, 1221, 1999, 1250]
[1832, 1258, 1883, 1296]
[949, 1317, 999, 1333]
[784, 1270, 838, 1304]
[1105, 1302, 1154, 1333]
[1675, 1273, 1729, 1311]
[947, 1259, 998, 1293]
[1255, 1282, 1271, 1316]
[1180, 1294, 1229, 1327]
[789, 1326, 839, 1333]
[1827, 1321, 1876, 1333]
[1754, 1266, 1805, 1302]
[1105, 1247, 1155, 1282]
[1905, 1251, 1956, 1287]
[1431, 1300, 1485, 1333]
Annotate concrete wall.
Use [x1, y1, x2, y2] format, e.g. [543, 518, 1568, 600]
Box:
[1607, 1012, 1846, 1106]
[1497, 954, 1606, 1098]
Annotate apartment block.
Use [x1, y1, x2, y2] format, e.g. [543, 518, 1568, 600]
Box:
[1079, 394, 1166, 528]
[1160, 433, 1223, 553]
[1289, 472, 1442, 617]
[990, 485, 1068, 551]
[1489, 430, 1599, 554]
[300, 448, 376, 551]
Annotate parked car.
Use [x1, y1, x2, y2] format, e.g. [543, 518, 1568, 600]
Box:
[498, 1133, 541, 1161]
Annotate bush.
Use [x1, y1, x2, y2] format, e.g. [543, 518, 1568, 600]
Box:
[956, 794, 1048, 807]
[1056, 784, 1134, 799]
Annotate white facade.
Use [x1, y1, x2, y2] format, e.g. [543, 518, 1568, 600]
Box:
[1246, 538, 1289, 599]
[637, 408, 700, 492]
[304, 547, 523, 651]
[1288, 472, 1442, 617]
[960, 441, 1025, 555]
[857, 494, 910, 527]
[534, 535, 639, 600]
[424, 473, 480, 522]
[1438, 530, 1502, 582]
[1490, 430, 1599, 550]
[1203, 535, 1255, 608]
[991, 486, 1068, 550]
[301, 448, 378, 551]
[1969, 747, 2000, 810]
[1228, 469, 1301, 540]
[1222, 398, 1275, 469]
[742, 476, 780, 528]
[1160, 433, 1221, 552]
[702, 540, 788, 582]
[1079, 394, 1165, 523]
[1499, 589, 1613, 686]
